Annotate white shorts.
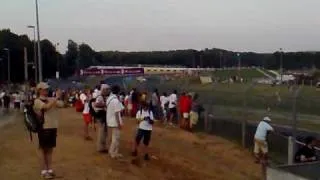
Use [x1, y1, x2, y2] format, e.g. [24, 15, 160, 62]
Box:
[183, 112, 189, 118]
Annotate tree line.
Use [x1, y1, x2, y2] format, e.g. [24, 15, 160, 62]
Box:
[0, 29, 320, 83]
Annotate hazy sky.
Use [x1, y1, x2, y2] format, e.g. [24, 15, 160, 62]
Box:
[1, 0, 320, 53]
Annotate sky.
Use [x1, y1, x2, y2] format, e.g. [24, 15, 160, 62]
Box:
[1, 0, 320, 53]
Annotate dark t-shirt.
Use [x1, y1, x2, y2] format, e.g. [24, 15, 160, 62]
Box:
[295, 146, 317, 163]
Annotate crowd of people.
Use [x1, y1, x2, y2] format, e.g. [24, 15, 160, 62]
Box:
[22, 81, 204, 179]
[1, 81, 319, 179]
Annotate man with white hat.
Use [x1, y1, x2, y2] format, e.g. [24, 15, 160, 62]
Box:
[254, 116, 274, 164]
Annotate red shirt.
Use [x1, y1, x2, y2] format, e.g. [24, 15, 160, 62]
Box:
[179, 95, 192, 113]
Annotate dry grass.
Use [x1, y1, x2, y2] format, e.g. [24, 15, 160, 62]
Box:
[0, 108, 262, 180]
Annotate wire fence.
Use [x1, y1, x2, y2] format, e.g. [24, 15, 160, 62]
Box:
[133, 75, 320, 165]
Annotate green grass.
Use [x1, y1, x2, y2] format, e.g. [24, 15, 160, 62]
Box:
[154, 79, 320, 131]
[201, 68, 265, 80]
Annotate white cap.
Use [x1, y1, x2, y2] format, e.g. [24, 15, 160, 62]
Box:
[263, 116, 271, 122]
[100, 84, 110, 91]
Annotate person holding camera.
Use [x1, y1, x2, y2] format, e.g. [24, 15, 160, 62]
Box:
[132, 102, 154, 161]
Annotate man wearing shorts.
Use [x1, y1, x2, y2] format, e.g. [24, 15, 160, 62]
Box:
[80, 89, 93, 140]
[254, 116, 274, 164]
[33, 82, 61, 179]
[132, 102, 154, 160]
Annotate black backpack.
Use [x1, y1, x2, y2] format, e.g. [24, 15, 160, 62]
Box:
[89, 98, 97, 117]
[23, 102, 44, 141]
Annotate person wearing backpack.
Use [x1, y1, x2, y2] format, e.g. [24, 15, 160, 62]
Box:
[131, 102, 154, 161]
[93, 84, 110, 153]
[33, 82, 61, 179]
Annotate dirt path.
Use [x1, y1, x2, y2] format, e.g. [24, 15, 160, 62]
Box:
[0, 108, 262, 180]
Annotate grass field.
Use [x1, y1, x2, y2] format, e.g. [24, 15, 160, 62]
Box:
[152, 78, 320, 131]
[201, 68, 266, 80]
[0, 109, 262, 180]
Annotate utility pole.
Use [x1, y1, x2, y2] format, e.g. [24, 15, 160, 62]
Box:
[280, 48, 283, 84]
[24, 47, 28, 82]
[220, 51, 223, 69]
[237, 53, 241, 78]
[3, 48, 10, 84]
[27, 25, 37, 83]
[35, 0, 43, 82]
[55, 43, 60, 79]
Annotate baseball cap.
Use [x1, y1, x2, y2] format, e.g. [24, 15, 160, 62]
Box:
[263, 116, 271, 122]
[36, 82, 49, 90]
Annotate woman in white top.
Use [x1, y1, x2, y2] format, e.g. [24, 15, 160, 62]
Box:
[80, 89, 93, 140]
[132, 102, 154, 161]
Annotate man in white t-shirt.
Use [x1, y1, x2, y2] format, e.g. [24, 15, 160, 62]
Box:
[0, 90, 5, 108]
[160, 92, 169, 123]
[106, 85, 124, 158]
[132, 102, 154, 160]
[168, 90, 178, 125]
[254, 116, 274, 164]
[13, 92, 21, 110]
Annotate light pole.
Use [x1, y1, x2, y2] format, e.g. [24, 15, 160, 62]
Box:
[0, 58, 3, 83]
[27, 25, 38, 83]
[280, 48, 283, 84]
[3, 48, 10, 84]
[237, 53, 241, 78]
[35, 0, 43, 82]
[55, 43, 60, 79]
[219, 51, 223, 69]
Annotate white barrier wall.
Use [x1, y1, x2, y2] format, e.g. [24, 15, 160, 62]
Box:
[267, 167, 309, 180]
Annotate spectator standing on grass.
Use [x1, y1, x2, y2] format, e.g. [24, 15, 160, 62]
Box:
[80, 89, 93, 140]
[107, 85, 124, 158]
[178, 92, 192, 130]
[3, 91, 10, 113]
[151, 89, 160, 120]
[189, 93, 203, 131]
[12, 91, 21, 110]
[160, 92, 169, 124]
[295, 136, 318, 163]
[130, 88, 139, 117]
[94, 84, 110, 153]
[33, 82, 61, 179]
[253, 116, 274, 164]
[0, 90, 5, 108]
[168, 90, 178, 125]
[132, 102, 154, 161]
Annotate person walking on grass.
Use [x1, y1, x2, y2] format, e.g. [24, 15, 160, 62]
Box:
[160, 92, 169, 124]
[94, 84, 110, 153]
[33, 82, 61, 179]
[168, 90, 178, 126]
[80, 89, 93, 140]
[254, 116, 274, 165]
[107, 85, 124, 158]
[132, 102, 154, 161]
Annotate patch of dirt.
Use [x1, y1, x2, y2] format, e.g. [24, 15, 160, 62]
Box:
[0, 108, 262, 180]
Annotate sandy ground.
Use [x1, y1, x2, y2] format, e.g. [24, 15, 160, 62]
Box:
[0, 108, 262, 180]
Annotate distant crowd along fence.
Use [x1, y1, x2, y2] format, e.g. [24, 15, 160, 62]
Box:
[145, 77, 320, 164]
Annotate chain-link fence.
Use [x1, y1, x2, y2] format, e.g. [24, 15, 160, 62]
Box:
[128, 75, 320, 166]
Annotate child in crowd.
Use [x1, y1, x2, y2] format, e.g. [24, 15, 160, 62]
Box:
[132, 102, 154, 161]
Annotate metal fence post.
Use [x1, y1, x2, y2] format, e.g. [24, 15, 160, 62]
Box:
[288, 136, 294, 165]
[290, 86, 301, 164]
[204, 106, 209, 132]
[241, 83, 255, 148]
